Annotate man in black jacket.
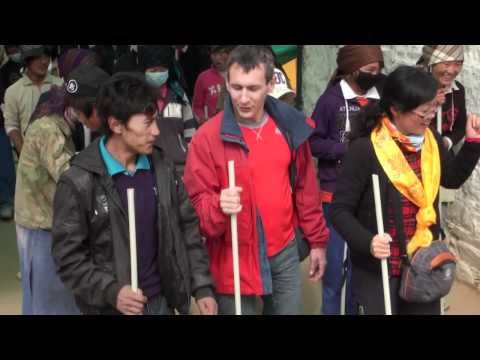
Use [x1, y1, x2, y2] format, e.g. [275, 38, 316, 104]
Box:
[51, 72, 217, 315]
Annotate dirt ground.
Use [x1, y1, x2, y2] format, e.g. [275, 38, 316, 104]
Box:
[2, 219, 479, 315]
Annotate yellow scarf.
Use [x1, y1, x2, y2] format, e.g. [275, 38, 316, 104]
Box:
[371, 117, 441, 256]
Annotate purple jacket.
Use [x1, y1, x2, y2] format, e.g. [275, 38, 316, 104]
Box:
[309, 81, 381, 194]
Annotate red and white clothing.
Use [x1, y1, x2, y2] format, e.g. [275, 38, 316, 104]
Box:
[192, 67, 225, 125]
[183, 96, 329, 295]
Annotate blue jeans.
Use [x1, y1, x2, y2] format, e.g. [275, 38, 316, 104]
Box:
[0, 128, 15, 207]
[143, 294, 174, 315]
[16, 224, 81, 315]
[321, 203, 355, 315]
[217, 238, 301, 315]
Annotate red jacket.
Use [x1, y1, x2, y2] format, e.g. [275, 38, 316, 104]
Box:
[184, 96, 329, 295]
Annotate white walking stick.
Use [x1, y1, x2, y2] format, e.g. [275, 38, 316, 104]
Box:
[228, 161, 242, 315]
[437, 106, 446, 315]
[340, 243, 348, 315]
[437, 107, 442, 135]
[204, 105, 209, 122]
[372, 175, 392, 315]
[127, 188, 138, 293]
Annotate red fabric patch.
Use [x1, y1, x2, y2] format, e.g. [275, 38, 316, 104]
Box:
[305, 116, 316, 129]
[465, 137, 480, 143]
[356, 97, 369, 107]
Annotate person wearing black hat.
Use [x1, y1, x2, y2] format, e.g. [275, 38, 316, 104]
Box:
[3, 45, 63, 155]
[51, 72, 217, 315]
[192, 45, 234, 125]
[138, 45, 198, 177]
[14, 63, 109, 315]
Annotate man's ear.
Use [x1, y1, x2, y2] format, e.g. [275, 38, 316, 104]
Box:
[389, 106, 400, 119]
[108, 116, 123, 135]
[226, 81, 232, 96]
[88, 107, 102, 131]
[267, 77, 275, 94]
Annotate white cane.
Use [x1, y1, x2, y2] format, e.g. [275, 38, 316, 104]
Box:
[228, 161, 242, 315]
[372, 175, 392, 315]
[340, 243, 348, 315]
[437, 107, 442, 135]
[437, 107, 446, 315]
[204, 105, 209, 123]
[127, 188, 138, 293]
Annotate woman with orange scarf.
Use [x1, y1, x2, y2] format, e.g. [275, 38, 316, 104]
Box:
[330, 66, 480, 315]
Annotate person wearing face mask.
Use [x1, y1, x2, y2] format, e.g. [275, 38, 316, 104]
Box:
[417, 45, 466, 152]
[331, 66, 480, 315]
[192, 45, 234, 125]
[3, 45, 63, 156]
[138, 45, 197, 177]
[14, 63, 109, 315]
[309, 45, 385, 315]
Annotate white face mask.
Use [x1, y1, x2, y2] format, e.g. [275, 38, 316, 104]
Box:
[407, 134, 425, 152]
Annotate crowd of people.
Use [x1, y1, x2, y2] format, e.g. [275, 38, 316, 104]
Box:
[0, 44, 478, 315]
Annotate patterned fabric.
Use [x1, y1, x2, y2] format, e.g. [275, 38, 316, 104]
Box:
[371, 117, 441, 256]
[417, 45, 464, 69]
[387, 147, 421, 277]
[382, 117, 417, 153]
[29, 85, 66, 124]
[14, 115, 75, 229]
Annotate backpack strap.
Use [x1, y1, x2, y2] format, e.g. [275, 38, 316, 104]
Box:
[390, 183, 409, 265]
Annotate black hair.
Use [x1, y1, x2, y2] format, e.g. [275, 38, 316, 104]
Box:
[24, 53, 51, 68]
[227, 45, 275, 83]
[209, 45, 235, 55]
[96, 72, 158, 136]
[350, 65, 438, 142]
[64, 95, 95, 119]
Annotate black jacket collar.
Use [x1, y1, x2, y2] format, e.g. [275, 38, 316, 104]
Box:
[70, 137, 165, 176]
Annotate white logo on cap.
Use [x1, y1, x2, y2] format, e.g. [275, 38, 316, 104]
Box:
[66, 79, 78, 94]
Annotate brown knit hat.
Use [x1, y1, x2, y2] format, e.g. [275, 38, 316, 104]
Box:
[337, 45, 384, 75]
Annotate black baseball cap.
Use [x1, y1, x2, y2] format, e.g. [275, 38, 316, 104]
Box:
[65, 64, 110, 99]
[20, 45, 48, 61]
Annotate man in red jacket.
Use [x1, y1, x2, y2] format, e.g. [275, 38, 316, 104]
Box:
[184, 45, 329, 315]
